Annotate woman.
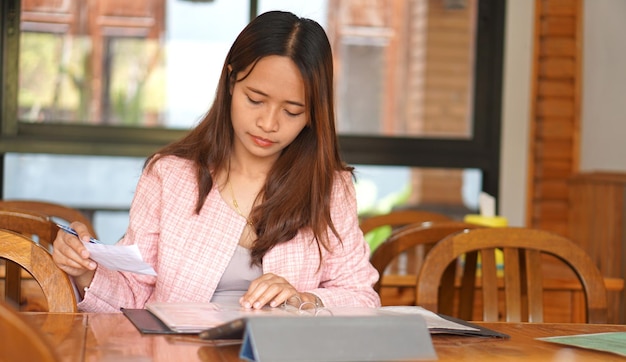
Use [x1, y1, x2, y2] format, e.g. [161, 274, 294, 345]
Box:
[52, 10, 380, 313]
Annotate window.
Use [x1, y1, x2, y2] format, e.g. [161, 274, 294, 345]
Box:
[1, 0, 505, 239]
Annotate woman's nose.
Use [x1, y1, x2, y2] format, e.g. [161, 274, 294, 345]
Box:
[257, 106, 279, 132]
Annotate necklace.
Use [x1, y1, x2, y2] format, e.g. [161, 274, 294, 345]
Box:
[228, 180, 254, 227]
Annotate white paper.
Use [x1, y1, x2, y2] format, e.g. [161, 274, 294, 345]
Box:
[83, 242, 157, 276]
[146, 302, 301, 333]
[378, 306, 479, 331]
[479, 191, 496, 217]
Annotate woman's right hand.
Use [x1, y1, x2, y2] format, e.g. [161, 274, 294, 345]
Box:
[52, 221, 97, 289]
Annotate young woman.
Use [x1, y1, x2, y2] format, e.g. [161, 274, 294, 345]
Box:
[52, 10, 380, 313]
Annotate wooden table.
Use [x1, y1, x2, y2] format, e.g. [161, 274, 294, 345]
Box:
[23, 312, 626, 361]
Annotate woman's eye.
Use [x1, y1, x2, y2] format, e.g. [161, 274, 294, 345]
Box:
[246, 96, 261, 105]
[285, 110, 302, 117]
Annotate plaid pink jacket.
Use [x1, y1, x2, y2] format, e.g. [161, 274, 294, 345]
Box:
[78, 156, 380, 312]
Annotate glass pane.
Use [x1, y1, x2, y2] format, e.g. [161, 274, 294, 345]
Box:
[353, 164, 482, 250]
[3, 153, 143, 244]
[354, 165, 481, 217]
[330, 0, 477, 138]
[3, 153, 481, 246]
[18, 0, 249, 128]
[18, 0, 477, 139]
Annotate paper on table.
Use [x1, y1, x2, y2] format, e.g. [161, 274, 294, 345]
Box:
[537, 332, 626, 357]
[83, 241, 157, 276]
[145, 302, 297, 333]
[378, 306, 479, 331]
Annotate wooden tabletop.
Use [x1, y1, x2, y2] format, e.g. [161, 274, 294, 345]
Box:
[23, 312, 626, 361]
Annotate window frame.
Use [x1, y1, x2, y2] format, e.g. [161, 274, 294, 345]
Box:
[0, 0, 505, 202]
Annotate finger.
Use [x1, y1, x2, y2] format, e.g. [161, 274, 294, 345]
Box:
[241, 277, 273, 309]
[70, 221, 95, 245]
[53, 227, 96, 272]
[242, 274, 297, 309]
[268, 288, 298, 308]
[52, 246, 96, 276]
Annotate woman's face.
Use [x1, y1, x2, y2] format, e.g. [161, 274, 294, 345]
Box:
[230, 55, 308, 163]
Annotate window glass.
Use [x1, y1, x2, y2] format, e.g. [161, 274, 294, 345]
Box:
[354, 164, 481, 217]
[3, 153, 143, 244]
[354, 164, 481, 250]
[329, 0, 477, 138]
[3, 154, 481, 245]
[18, 0, 478, 139]
[19, 0, 249, 128]
[9, 0, 489, 242]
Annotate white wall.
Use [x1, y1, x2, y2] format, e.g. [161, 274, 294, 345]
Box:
[581, 0, 626, 171]
[499, 0, 534, 226]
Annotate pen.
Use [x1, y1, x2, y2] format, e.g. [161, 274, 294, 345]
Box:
[56, 223, 102, 244]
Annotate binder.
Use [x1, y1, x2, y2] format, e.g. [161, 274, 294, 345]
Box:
[122, 304, 510, 339]
[121, 308, 180, 334]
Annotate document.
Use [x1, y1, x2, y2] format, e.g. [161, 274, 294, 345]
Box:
[537, 332, 626, 357]
[143, 302, 303, 333]
[83, 241, 157, 276]
[124, 302, 506, 338]
[378, 305, 478, 332]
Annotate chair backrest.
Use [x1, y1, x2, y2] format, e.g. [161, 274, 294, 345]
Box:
[371, 221, 479, 289]
[360, 210, 454, 257]
[0, 199, 98, 238]
[360, 209, 452, 235]
[0, 299, 60, 362]
[0, 207, 60, 308]
[0, 207, 58, 251]
[415, 227, 608, 324]
[0, 229, 77, 312]
[371, 221, 481, 317]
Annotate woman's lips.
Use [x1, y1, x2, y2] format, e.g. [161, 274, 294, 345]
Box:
[251, 135, 275, 147]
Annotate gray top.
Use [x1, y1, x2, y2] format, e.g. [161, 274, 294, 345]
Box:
[210, 245, 263, 305]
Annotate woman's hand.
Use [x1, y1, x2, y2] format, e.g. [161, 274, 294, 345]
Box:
[52, 221, 97, 292]
[240, 273, 320, 310]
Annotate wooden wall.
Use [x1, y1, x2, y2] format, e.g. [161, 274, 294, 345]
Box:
[568, 172, 626, 323]
[525, 0, 582, 236]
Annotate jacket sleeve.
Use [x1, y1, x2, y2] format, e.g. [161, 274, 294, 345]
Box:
[77, 160, 164, 312]
[308, 172, 381, 308]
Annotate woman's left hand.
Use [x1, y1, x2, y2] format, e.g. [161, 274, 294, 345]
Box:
[240, 273, 313, 309]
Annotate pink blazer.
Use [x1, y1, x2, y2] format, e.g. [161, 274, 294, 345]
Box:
[79, 156, 380, 312]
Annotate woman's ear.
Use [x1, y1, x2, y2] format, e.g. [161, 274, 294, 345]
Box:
[227, 65, 234, 94]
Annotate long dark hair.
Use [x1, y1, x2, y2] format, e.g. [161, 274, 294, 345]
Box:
[147, 11, 352, 265]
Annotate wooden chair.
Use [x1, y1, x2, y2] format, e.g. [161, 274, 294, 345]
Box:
[360, 210, 453, 282]
[360, 209, 452, 235]
[370, 221, 481, 317]
[0, 208, 60, 309]
[0, 199, 98, 238]
[0, 207, 58, 251]
[415, 227, 608, 324]
[0, 229, 77, 312]
[0, 299, 60, 362]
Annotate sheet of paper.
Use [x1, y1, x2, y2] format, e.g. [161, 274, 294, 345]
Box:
[146, 302, 298, 333]
[537, 332, 626, 357]
[83, 242, 157, 276]
[378, 306, 479, 331]
[146, 302, 480, 334]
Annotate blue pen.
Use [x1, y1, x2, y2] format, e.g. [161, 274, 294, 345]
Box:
[56, 223, 102, 244]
